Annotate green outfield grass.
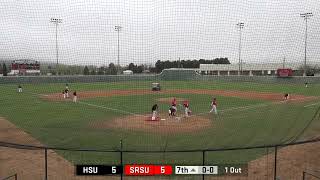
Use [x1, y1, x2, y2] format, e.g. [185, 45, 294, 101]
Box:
[0, 81, 319, 166]
[8, 80, 320, 96]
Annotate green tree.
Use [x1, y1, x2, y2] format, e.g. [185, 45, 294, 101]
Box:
[212, 57, 230, 64]
[136, 64, 144, 73]
[155, 60, 163, 73]
[83, 66, 89, 75]
[298, 65, 320, 76]
[2, 63, 8, 76]
[90, 69, 96, 75]
[97, 67, 105, 75]
[153, 58, 230, 73]
[128, 63, 135, 71]
[107, 63, 117, 75]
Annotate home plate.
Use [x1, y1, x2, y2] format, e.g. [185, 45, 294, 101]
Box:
[161, 118, 166, 121]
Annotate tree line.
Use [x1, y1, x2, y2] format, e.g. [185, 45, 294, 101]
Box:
[0, 63, 8, 76]
[154, 58, 230, 73]
[2, 59, 320, 76]
[82, 58, 231, 75]
[0, 58, 231, 76]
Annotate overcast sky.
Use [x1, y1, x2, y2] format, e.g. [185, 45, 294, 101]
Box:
[0, 0, 319, 66]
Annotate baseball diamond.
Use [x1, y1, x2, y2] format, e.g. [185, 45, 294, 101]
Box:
[1, 1, 320, 179]
[1, 78, 320, 179]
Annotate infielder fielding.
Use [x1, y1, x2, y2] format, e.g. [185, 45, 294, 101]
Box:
[151, 104, 159, 121]
[210, 97, 218, 114]
[169, 97, 177, 117]
[62, 90, 66, 99]
[183, 100, 191, 117]
[172, 97, 177, 111]
[64, 88, 69, 98]
[17, 84, 23, 93]
[73, 91, 77, 103]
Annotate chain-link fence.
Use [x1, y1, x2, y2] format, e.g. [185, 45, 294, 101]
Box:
[1, 138, 320, 180]
[2, 69, 320, 84]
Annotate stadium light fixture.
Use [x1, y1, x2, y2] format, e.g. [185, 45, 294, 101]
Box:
[300, 13, 313, 76]
[50, 18, 62, 65]
[237, 22, 244, 75]
[115, 25, 122, 74]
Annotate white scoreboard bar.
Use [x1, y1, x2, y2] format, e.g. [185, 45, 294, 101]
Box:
[175, 166, 218, 175]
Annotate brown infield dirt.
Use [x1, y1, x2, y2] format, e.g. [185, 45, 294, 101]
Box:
[43, 89, 316, 102]
[91, 113, 212, 134]
[157, 97, 187, 104]
[0, 117, 118, 180]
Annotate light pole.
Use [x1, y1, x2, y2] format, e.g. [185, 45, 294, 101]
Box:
[115, 25, 122, 74]
[50, 18, 62, 65]
[237, 22, 244, 75]
[300, 13, 313, 76]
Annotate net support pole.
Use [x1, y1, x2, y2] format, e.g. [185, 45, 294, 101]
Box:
[45, 148, 48, 180]
[120, 139, 123, 180]
[202, 150, 205, 180]
[274, 146, 278, 180]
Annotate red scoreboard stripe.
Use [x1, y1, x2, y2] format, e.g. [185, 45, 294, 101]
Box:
[124, 165, 172, 176]
[125, 165, 154, 176]
[154, 165, 172, 175]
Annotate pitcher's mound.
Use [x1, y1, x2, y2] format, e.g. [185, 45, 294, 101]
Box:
[93, 113, 212, 134]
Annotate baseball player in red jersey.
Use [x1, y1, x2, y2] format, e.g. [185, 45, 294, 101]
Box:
[210, 97, 218, 114]
[172, 98, 177, 107]
[183, 100, 191, 117]
[170, 97, 177, 116]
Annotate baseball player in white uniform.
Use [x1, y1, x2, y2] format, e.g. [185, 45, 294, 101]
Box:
[151, 104, 158, 120]
[209, 97, 218, 114]
[17, 85, 23, 93]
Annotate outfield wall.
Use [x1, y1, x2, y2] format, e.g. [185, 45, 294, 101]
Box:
[197, 75, 320, 84]
[0, 74, 159, 84]
[1, 69, 320, 84]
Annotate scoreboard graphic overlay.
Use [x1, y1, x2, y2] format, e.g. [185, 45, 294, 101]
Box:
[76, 164, 247, 176]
